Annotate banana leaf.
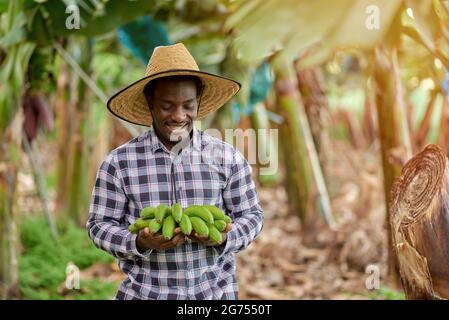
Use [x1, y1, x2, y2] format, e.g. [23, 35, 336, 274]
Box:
[43, 0, 157, 38]
[117, 15, 171, 65]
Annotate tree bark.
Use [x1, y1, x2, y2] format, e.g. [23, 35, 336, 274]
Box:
[373, 47, 403, 286]
[390, 144, 449, 299]
[0, 113, 22, 299]
[251, 102, 279, 186]
[437, 96, 449, 156]
[274, 66, 310, 222]
[273, 60, 335, 230]
[66, 39, 93, 225]
[54, 60, 71, 215]
[295, 65, 329, 183]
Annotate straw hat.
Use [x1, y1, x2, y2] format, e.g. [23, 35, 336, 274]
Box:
[107, 43, 241, 126]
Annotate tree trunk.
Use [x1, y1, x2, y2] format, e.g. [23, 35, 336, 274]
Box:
[295, 65, 329, 183]
[0, 113, 22, 299]
[437, 96, 449, 156]
[373, 47, 403, 287]
[273, 60, 335, 232]
[274, 65, 310, 222]
[362, 91, 377, 147]
[416, 89, 438, 150]
[111, 117, 133, 150]
[251, 102, 279, 186]
[66, 39, 93, 226]
[390, 144, 449, 299]
[55, 59, 71, 215]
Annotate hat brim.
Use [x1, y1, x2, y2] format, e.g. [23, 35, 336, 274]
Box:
[106, 69, 241, 127]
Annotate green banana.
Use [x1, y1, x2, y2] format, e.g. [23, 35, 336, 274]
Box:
[223, 215, 232, 224]
[140, 206, 156, 219]
[171, 203, 183, 223]
[190, 216, 209, 237]
[185, 206, 214, 224]
[204, 205, 226, 220]
[134, 218, 148, 230]
[162, 215, 175, 240]
[214, 220, 227, 232]
[155, 204, 169, 222]
[180, 214, 193, 235]
[148, 219, 163, 234]
[208, 224, 222, 244]
[128, 224, 139, 234]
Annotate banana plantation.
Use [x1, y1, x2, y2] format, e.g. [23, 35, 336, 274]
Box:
[1, 0, 449, 300]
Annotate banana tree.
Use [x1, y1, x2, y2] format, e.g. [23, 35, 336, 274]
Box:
[0, 0, 35, 298]
[224, 0, 449, 288]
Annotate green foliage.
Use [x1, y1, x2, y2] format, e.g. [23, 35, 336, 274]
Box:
[27, 46, 56, 94]
[0, 1, 35, 131]
[70, 279, 119, 300]
[42, 0, 158, 38]
[19, 216, 117, 300]
[367, 286, 405, 300]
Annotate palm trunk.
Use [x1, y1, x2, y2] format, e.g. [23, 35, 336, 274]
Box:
[437, 96, 449, 156]
[251, 103, 279, 185]
[55, 59, 71, 214]
[66, 39, 93, 226]
[295, 65, 329, 183]
[390, 144, 449, 299]
[87, 105, 111, 203]
[416, 89, 439, 150]
[274, 64, 310, 222]
[274, 60, 336, 230]
[362, 89, 377, 147]
[0, 115, 22, 299]
[373, 47, 403, 287]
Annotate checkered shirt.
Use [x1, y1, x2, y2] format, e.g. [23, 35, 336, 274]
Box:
[86, 125, 264, 300]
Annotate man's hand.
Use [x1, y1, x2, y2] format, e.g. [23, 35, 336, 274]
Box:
[188, 223, 232, 246]
[136, 227, 186, 251]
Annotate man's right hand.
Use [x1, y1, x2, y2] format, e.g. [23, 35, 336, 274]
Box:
[136, 227, 186, 251]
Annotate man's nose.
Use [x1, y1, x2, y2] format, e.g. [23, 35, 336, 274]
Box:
[171, 105, 187, 122]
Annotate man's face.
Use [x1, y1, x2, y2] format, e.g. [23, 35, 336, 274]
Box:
[149, 79, 199, 146]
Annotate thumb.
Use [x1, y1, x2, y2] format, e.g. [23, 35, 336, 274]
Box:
[225, 223, 233, 233]
[140, 227, 150, 238]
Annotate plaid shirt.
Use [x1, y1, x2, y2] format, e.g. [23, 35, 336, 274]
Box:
[86, 125, 264, 300]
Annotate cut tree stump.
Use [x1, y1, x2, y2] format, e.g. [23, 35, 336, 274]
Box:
[390, 144, 449, 299]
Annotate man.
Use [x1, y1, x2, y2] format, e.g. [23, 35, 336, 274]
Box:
[86, 43, 264, 300]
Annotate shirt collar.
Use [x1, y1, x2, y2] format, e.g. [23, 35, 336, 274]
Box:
[143, 125, 205, 154]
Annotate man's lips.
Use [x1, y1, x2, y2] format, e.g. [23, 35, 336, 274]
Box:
[165, 123, 189, 131]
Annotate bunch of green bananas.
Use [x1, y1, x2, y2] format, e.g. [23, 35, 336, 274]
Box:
[128, 204, 232, 244]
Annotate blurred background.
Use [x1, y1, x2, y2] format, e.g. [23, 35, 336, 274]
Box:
[0, 0, 448, 300]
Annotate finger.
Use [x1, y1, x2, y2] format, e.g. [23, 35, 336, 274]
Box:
[140, 227, 150, 238]
[174, 227, 181, 234]
[171, 233, 186, 246]
[150, 233, 165, 242]
[225, 223, 233, 233]
[161, 236, 184, 249]
[196, 233, 209, 241]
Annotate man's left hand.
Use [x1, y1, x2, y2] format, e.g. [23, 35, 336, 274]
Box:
[188, 223, 232, 246]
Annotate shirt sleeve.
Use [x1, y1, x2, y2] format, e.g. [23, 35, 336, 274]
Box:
[86, 155, 153, 261]
[215, 149, 264, 256]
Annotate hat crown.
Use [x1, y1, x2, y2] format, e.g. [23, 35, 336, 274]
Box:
[145, 43, 199, 76]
